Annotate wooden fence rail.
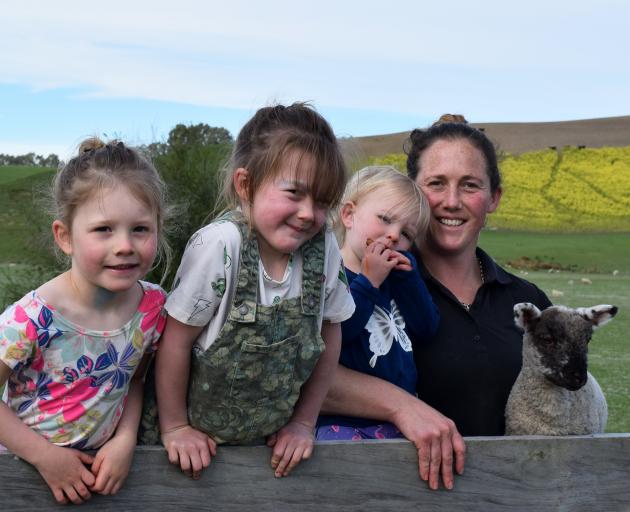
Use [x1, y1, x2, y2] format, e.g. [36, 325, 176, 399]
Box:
[1, 434, 629, 511]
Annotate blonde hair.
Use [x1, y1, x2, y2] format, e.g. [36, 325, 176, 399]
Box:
[52, 137, 171, 272]
[335, 165, 429, 245]
[220, 102, 347, 216]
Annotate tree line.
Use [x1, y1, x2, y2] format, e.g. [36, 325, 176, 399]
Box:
[0, 152, 60, 168]
[2, 123, 233, 169]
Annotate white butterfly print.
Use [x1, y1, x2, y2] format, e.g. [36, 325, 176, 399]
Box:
[365, 300, 412, 368]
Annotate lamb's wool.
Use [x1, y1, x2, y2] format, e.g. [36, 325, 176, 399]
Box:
[505, 303, 617, 436]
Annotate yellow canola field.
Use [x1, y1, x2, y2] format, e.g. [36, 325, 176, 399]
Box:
[370, 146, 630, 232]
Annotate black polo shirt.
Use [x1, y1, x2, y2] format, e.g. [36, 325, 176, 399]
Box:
[412, 248, 552, 436]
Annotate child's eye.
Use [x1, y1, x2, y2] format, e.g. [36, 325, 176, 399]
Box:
[402, 230, 414, 241]
[378, 214, 392, 224]
[133, 225, 150, 233]
[93, 226, 111, 232]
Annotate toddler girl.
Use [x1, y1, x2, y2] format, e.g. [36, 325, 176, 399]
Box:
[0, 139, 168, 504]
[156, 103, 355, 479]
[316, 166, 439, 440]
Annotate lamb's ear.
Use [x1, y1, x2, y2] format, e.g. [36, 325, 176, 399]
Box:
[576, 305, 618, 329]
[514, 302, 541, 330]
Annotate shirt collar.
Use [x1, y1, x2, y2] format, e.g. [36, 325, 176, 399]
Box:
[416, 247, 512, 286]
[475, 247, 512, 285]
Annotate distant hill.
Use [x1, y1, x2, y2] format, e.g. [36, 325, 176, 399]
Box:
[340, 115, 630, 160]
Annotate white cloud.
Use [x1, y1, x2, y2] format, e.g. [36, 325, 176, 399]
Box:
[1, 0, 629, 122]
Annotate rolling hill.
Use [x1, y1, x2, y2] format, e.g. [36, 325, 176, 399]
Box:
[340, 115, 630, 160]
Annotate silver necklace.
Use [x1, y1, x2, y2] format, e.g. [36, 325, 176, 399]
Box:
[460, 257, 485, 311]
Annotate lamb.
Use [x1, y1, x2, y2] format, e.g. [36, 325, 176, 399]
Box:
[505, 302, 618, 436]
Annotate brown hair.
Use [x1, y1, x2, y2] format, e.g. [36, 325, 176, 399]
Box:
[405, 114, 501, 193]
[52, 137, 171, 270]
[221, 102, 347, 213]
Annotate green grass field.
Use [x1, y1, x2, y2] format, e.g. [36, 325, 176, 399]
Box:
[0, 166, 55, 266]
[479, 230, 630, 274]
[0, 165, 53, 185]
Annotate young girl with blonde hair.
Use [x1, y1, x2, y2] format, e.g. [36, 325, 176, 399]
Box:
[0, 139, 169, 504]
[317, 165, 439, 440]
[156, 103, 355, 479]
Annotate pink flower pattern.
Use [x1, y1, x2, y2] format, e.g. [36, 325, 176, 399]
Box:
[0, 282, 166, 448]
[38, 378, 100, 423]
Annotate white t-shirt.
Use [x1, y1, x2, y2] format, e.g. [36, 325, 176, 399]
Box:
[166, 220, 355, 352]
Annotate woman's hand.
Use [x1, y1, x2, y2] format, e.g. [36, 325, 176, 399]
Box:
[33, 444, 96, 505]
[90, 432, 136, 495]
[161, 425, 217, 479]
[322, 365, 465, 491]
[392, 397, 466, 490]
[267, 420, 314, 477]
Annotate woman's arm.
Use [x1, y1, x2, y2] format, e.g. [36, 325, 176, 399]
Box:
[268, 321, 342, 477]
[322, 364, 465, 490]
[155, 316, 216, 479]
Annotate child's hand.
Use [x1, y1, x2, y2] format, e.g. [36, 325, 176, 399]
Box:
[362, 237, 411, 286]
[90, 432, 136, 495]
[161, 425, 217, 479]
[391, 251, 412, 272]
[267, 420, 314, 478]
[33, 444, 95, 505]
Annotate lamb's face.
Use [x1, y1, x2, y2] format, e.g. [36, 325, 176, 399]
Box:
[530, 309, 592, 390]
[514, 303, 618, 392]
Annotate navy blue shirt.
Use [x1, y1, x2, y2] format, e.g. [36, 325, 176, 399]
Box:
[319, 251, 439, 428]
[413, 247, 552, 436]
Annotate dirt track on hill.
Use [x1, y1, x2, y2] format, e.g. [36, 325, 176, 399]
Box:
[340, 115, 630, 159]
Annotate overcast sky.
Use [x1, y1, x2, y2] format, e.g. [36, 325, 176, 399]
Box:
[2, 0, 629, 158]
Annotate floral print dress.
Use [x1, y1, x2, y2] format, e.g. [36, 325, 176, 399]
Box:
[0, 282, 166, 449]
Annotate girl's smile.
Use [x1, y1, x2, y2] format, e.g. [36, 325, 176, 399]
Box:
[54, 184, 158, 298]
[236, 152, 328, 279]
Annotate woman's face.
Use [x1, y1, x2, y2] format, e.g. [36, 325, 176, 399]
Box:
[415, 138, 501, 256]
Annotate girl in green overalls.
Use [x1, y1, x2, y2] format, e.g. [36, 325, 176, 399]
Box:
[155, 103, 355, 479]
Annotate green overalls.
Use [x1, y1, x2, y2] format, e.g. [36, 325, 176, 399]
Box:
[187, 213, 326, 444]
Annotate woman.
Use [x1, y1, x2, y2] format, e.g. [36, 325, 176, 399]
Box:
[321, 115, 552, 490]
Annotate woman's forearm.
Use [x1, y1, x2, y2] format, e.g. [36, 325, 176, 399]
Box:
[321, 364, 414, 421]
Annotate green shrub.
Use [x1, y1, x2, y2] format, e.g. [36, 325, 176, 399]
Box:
[146, 142, 232, 288]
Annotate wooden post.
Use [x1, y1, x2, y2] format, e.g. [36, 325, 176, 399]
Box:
[1, 434, 629, 511]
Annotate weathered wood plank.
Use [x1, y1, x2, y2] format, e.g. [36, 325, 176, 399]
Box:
[1, 434, 629, 511]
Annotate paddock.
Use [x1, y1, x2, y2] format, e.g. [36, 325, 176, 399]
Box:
[1, 434, 629, 511]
